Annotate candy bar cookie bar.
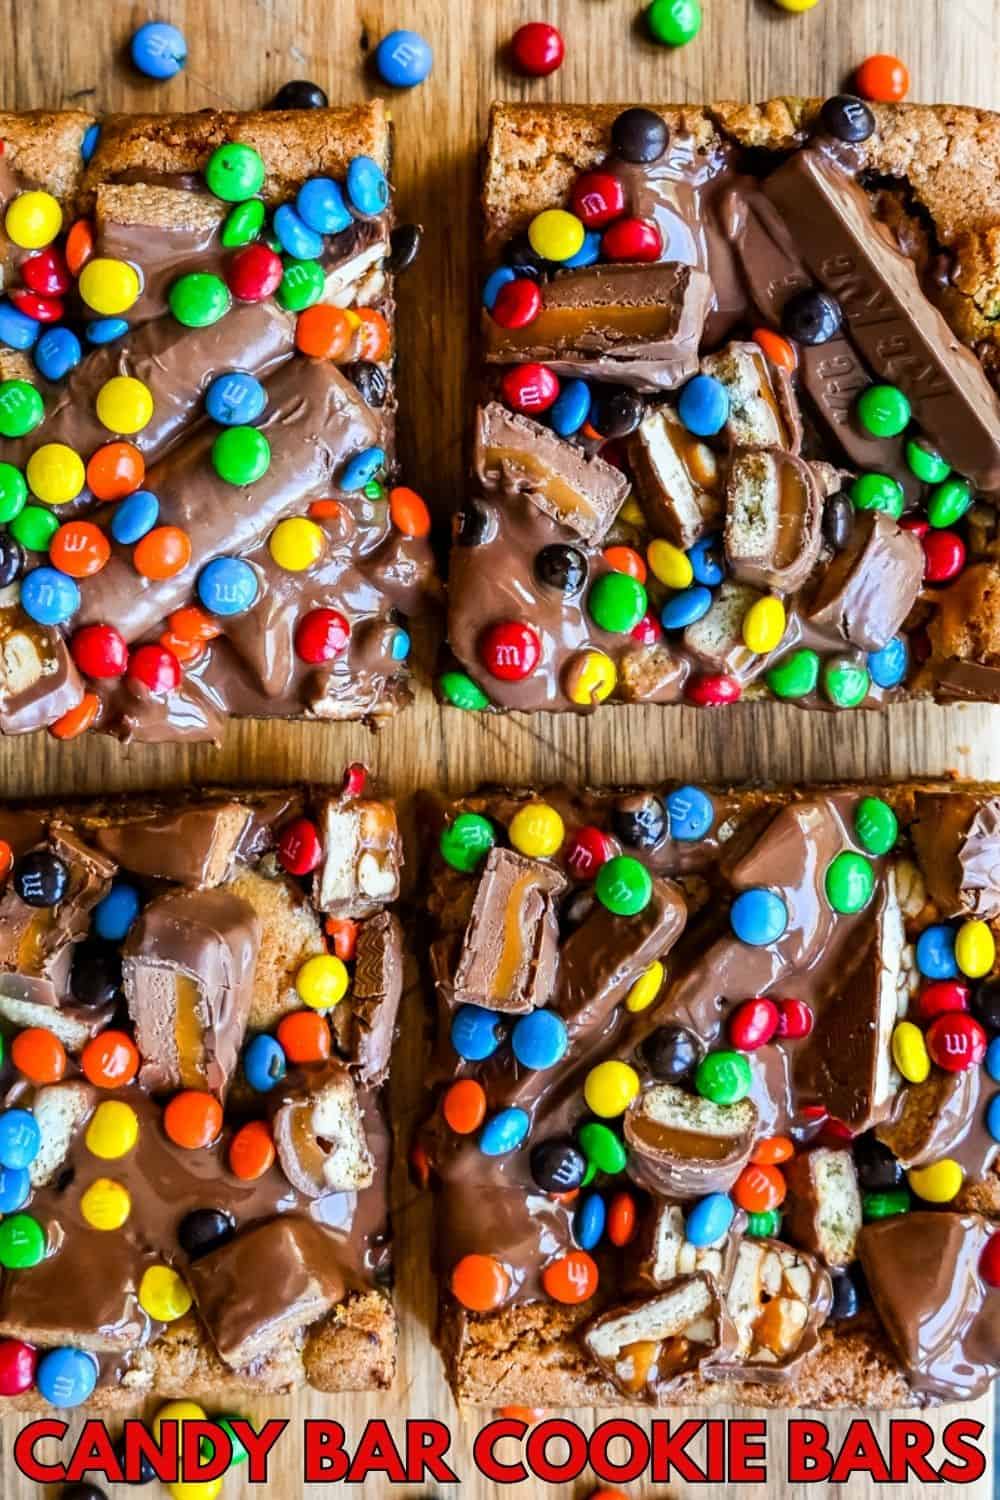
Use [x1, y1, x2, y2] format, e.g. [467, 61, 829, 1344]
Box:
[0, 769, 401, 1409]
[441, 97, 1000, 713]
[0, 104, 434, 743]
[417, 782, 1000, 1408]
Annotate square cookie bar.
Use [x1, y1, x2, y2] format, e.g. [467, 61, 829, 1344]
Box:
[441, 98, 1000, 713]
[0, 770, 401, 1409]
[0, 105, 434, 742]
[417, 782, 1000, 1407]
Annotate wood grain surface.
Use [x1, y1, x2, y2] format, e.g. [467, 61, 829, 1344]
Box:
[0, 0, 997, 1494]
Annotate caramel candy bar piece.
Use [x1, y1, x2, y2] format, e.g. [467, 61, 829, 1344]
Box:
[317, 798, 401, 917]
[332, 910, 403, 1087]
[859, 1212, 1000, 1402]
[805, 510, 923, 653]
[452, 848, 566, 1014]
[628, 406, 722, 550]
[96, 801, 252, 889]
[483, 262, 712, 391]
[123, 889, 260, 1096]
[707, 1238, 832, 1381]
[0, 825, 116, 983]
[0, 596, 86, 736]
[583, 1276, 726, 1399]
[876, 1068, 981, 1169]
[474, 402, 629, 545]
[625, 1082, 757, 1198]
[724, 449, 823, 595]
[700, 341, 802, 453]
[764, 148, 1000, 495]
[634, 1202, 742, 1291]
[273, 1064, 375, 1195]
[911, 792, 1000, 921]
[187, 1215, 346, 1369]
[782, 1149, 862, 1268]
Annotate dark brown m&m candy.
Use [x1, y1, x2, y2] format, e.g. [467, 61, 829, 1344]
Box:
[820, 94, 876, 143]
[343, 360, 388, 408]
[530, 1138, 586, 1193]
[590, 388, 644, 440]
[782, 288, 843, 345]
[972, 977, 1000, 1032]
[70, 943, 122, 1008]
[853, 1132, 903, 1192]
[823, 493, 854, 550]
[455, 501, 496, 547]
[178, 1206, 237, 1259]
[611, 107, 669, 163]
[641, 1024, 701, 1081]
[0, 535, 23, 588]
[612, 792, 666, 849]
[14, 850, 69, 907]
[535, 543, 587, 594]
[387, 223, 423, 275]
[269, 80, 328, 109]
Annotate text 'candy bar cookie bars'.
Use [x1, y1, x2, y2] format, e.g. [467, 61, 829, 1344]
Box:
[441, 98, 1000, 712]
[418, 784, 1000, 1407]
[0, 106, 435, 743]
[0, 772, 401, 1407]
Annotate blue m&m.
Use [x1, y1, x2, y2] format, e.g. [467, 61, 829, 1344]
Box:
[450, 1003, 502, 1062]
[205, 371, 266, 427]
[480, 1107, 529, 1156]
[197, 556, 259, 616]
[273, 204, 324, 262]
[868, 635, 909, 690]
[916, 924, 958, 980]
[667, 784, 714, 842]
[678, 374, 729, 437]
[130, 21, 187, 79]
[297, 177, 352, 236]
[111, 489, 159, 545]
[20, 567, 79, 626]
[563, 230, 602, 268]
[34, 326, 81, 381]
[86, 318, 129, 345]
[987, 1093, 1000, 1144]
[482, 267, 516, 312]
[574, 1192, 606, 1250]
[243, 1034, 287, 1093]
[0, 299, 41, 350]
[36, 1347, 98, 1408]
[986, 1037, 1000, 1084]
[730, 888, 788, 946]
[92, 880, 141, 942]
[0, 1109, 40, 1170]
[511, 1009, 568, 1070]
[0, 1165, 30, 1214]
[340, 446, 384, 492]
[661, 585, 712, 630]
[688, 533, 725, 586]
[390, 627, 411, 660]
[346, 156, 389, 217]
[81, 123, 101, 163]
[375, 29, 433, 88]
[550, 379, 592, 437]
[685, 1192, 735, 1247]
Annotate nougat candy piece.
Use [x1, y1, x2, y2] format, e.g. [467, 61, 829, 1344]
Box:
[706, 1239, 832, 1381]
[628, 406, 722, 550]
[123, 889, 260, 1097]
[188, 1215, 346, 1369]
[876, 1068, 980, 1169]
[451, 847, 566, 1014]
[911, 792, 1000, 921]
[331, 910, 403, 1087]
[95, 801, 252, 888]
[583, 1276, 727, 1400]
[0, 595, 86, 736]
[273, 1065, 375, 1196]
[805, 510, 923, 653]
[316, 798, 401, 916]
[28, 1080, 97, 1187]
[633, 1202, 742, 1292]
[724, 448, 823, 594]
[616, 641, 689, 704]
[624, 1083, 757, 1198]
[700, 341, 802, 453]
[782, 1149, 862, 1268]
[682, 580, 768, 678]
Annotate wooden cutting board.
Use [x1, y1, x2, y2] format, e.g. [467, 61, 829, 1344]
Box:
[0, 0, 996, 1493]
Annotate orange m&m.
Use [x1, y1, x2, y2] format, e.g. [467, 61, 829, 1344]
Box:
[295, 304, 354, 359]
[750, 1135, 795, 1166]
[0, 840, 12, 881]
[388, 486, 431, 538]
[82, 1030, 140, 1089]
[855, 53, 909, 103]
[228, 1119, 275, 1180]
[167, 605, 222, 643]
[326, 916, 358, 960]
[352, 307, 391, 362]
[451, 1253, 510, 1312]
[134, 526, 192, 581]
[602, 545, 647, 583]
[164, 1090, 223, 1150]
[65, 219, 94, 276]
[607, 1190, 638, 1247]
[159, 631, 205, 665]
[499, 1407, 546, 1425]
[276, 1010, 332, 1064]
[442, 1078, 487, 1135]
[86, 441, 144, 501]
[733, 1162, 787, 1214]
[50, 693, 100, 740]
[11, 1027, 66, 1084]
[752, 327, 797, 372]
[49, 520, 110, 578]
[542, 1250, 598, 1304]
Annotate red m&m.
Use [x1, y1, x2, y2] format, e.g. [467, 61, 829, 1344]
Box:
[774, 997, 814, 1039]
[9, 289, 63, 322]
[509, 21, 564, 76]
[278, 817, 323, 875]
[295, 607, 350, 663]
[686, 673, 741, 706]
[601, 217, 662, 263]
[491, 278, 542, 329]
[917, 980, 969, 1022]
[226, 243, 284, 302]
[127, 644, 181, 696]
[500, 363, 559, 414]
[71, 623, 128, 679]
[925, 1012, 986, 1072]
[922, 530, 965, 583]
[570, 171, 626, 229]
[564, 825, 613, 880]
[479, 620, 541, 681]
[981, 1233, 1000, 1287]
[21, 247, 70, 296]
[0, 1339, 37, 1395]
[729, 997, 779, 1051]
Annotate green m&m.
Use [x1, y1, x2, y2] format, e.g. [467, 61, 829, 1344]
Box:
[277, 258, 325, 312]
[694, 1049, 752, 1105]
[825, 850, 875, 914]
[862, 1187, 910, 1221]
[854, 796, 898, 856]
[205, 142, 266, 202]
[577, 1120, 627, 1175]
[0, 379, 43, 438]
[856, 384, 910, 438]
[440, 812, 494, 873]
[0, 462, 27, 524]
[588, 572, 647, 634]
[905, 436, 950, 484]
[850, 472, 904, 519]
[212, 426, 271, 486]
[221, 198, 266, 248]
[0, 1212, 45, 1269]
[746, 1208, 782, 1237]
[169, 272, 231, 328]
[439, 671, 490, 711]
[766, 647, 820, 701]
[11, 505, 58, 551]
[927, 477, 972, 529]
[646, 0, 702, 46]
[595, 855, 652, 915]
[822, 653, 870, 708]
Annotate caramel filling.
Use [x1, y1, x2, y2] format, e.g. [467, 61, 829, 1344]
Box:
[491, 872, 535, 1002]
[483, 444, 591, 519]
[291, 1106, 328, 1182]
[619, 1334, 693, 1392]
[752, 353, 792, 448]
[174, 974, 207, 1088]
[487, 303, 680, 354]
[666, 426, 719, 492]
[628, 1114, 739, 1160]
[16, 908, 56, 975]
[774, 463, 809, 569]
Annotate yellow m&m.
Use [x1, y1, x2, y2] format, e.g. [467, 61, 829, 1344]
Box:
[773, 0, 820, 9]
[647, 538, 693, 590]
[26, 442, 85, 505]
[168, 1482, 223, 1500]
[566, 649, 616, 706]
[618, 497, 645, 527]
[584, 1060, 640, 1118]
[96, 376, 154, 435]
[295, 953, 349, 1009]
[153, 1400, 207, 1438]
[891, 1020, 930, 1084]
[509, 802, 564, 858]
[6, 191, 62, 249]
[80, 1178, 131, 1230]
[85, 1100, 139, 1160]
[742, 596, 787, 655]
[908, 1158, 963, 1203]
[626, 960, 664, 1013]
[78, 257, 141, 316]
[269, 516, 324, 571]
[139, 1265, 192, 1323]
[955, 919, 996, 979]
[527, 209, 585, 264]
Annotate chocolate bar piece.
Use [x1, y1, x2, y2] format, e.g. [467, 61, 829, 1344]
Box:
[910, 792, 1000, 920]
[782, 1149, 862, 1268]
[95, 801, 252, 888]
[724, 449, 823, 595]
[706, 1239, 832, 1382]
[700, 341, 802, 453]
[0, 825, 115, 987]
[332, 910, 403, 1087]
[272, 1064, 376, 1195]
[625, 1084, 757, 1198]
[804, 511, 923, 653]
[451, 848, 566, 1013]
[628, 406, 722, 550]
[316, 796, 402, 916]
[582, 1277, 728, 1399]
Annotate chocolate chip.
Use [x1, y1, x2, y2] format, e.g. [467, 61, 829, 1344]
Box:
[823, 493, 854, 551]
[503, 233, 547, 275]
[13, 849, 69, 907]
[612, 792, 667, 849]
[641, 1024, 701, 1081]
[782, 288, 842, 346]
[268, 80, 328, 109]
[611, 107, 669, 164]
[534, 543, 587, 594]
[829, 1266, 867, 1320]
[114, 1431, 156, 1485]
[455, 501, 496, 546]
[0, 535, 23, 588]
[70, 942, 122, 1008]
[853, 1132, 903, 1192]
[387, 223, 422, 274]
[590, 387, 644, 440]
[972, 976, 1000, 1032]
[343, 360, 388, 408]
[820, 94, 876, 144]
[530, 1138, 586, 1193]
[178, 1206, 237, 1260]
